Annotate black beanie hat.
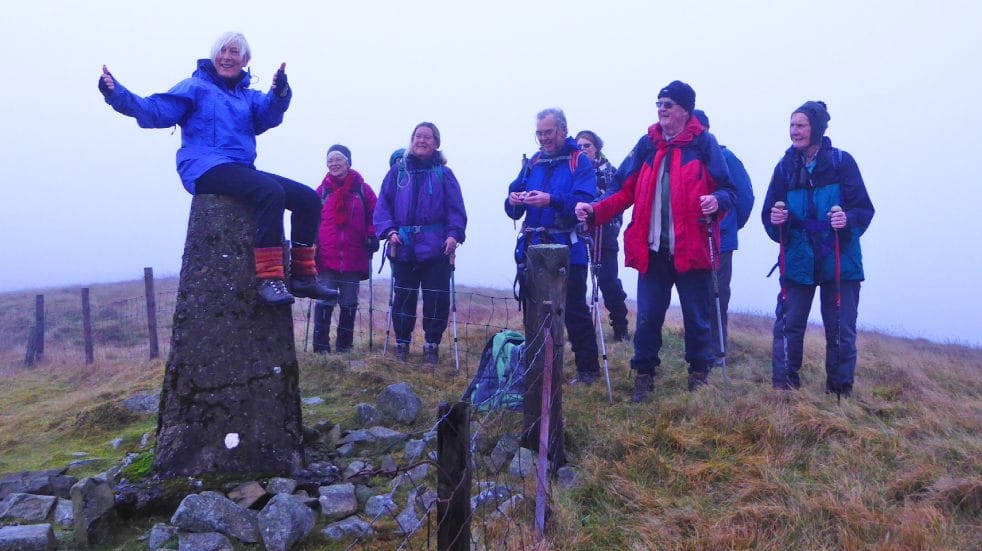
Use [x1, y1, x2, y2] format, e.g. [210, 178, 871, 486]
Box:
[574, 130, 604, 152]
[692, 109, 710, 129]
[793, 101, 830, 145]
[657, 80, 696, 113]
[327, 144, 352, 166]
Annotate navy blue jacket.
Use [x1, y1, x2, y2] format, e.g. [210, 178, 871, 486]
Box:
[719, 146, 754, 252]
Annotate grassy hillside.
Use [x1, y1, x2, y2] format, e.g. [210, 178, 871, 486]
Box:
[0, 278, 979, 550]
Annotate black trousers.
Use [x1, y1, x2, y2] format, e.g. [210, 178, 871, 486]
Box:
[391, 256, 452, 345]
[195, 163, 320, 247]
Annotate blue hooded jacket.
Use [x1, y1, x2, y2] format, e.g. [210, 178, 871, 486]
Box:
[103, 59, 291, 193]
[505, 137, 597, 266]
[719, 146, 755, 252]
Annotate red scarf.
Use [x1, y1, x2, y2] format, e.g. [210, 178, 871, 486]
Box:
[323, 171, 360, 226]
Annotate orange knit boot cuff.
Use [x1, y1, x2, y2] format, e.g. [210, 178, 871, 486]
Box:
[291, 246, 318, 277]
[255, 247, 285, 280]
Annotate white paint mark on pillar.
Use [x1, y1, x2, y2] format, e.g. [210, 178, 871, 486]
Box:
[273, 366, 282, 375]
[225, 433, 240, 449]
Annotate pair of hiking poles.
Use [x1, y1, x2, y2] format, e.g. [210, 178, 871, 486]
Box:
[582, 224, 615, 405]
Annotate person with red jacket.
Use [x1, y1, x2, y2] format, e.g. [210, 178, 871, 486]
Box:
[576, 81, 736, 402]
[312, 145, 379, 353]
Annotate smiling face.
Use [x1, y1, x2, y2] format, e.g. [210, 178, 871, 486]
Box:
[657, 97, 689, 136]
[536, 115, 567, 155]
[411, 126, 438, 158]
[576, 137, 598, 161]
[790, 112, 812, 150]
[326, 151, 349, 178]
[213, 41, 247, 79]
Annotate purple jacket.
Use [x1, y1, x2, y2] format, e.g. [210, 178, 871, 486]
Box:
[374, 152, 467, 263]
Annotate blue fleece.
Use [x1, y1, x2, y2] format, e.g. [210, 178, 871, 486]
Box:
[719, 146, 754, 252]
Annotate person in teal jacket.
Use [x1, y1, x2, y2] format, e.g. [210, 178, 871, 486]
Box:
[762, 101, 874, 398]
[99, 32, 336, 306]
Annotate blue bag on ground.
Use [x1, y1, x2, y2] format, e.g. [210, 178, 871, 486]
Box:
[463, 330, 525, 412]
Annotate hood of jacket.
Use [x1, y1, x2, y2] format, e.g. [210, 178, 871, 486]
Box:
[193, 59, 251, 91]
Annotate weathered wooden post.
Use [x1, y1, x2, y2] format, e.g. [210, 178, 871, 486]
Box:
[521, 244, 567, 468]
[143, 267, 159, 360]
[152, 195, 303, 478]
[82, 288, 94, 364]
[437, 401, 471, 551]
[25, 295, 45, 366]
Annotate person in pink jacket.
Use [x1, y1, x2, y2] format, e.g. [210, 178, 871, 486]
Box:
[312, 145, 379, 353]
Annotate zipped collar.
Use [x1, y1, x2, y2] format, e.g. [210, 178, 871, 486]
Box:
[194, 59, 250, 91]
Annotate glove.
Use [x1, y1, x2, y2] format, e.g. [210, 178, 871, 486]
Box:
[275, 68, 289, 98]
[98, 71, 114, 98]
[365, 237, 380, 253]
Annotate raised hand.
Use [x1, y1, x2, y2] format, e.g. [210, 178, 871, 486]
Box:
[98, 65, 115, 97]
[272, 62, 289, 97]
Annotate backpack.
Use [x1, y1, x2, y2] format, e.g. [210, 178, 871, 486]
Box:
[463, 330, 526, 412]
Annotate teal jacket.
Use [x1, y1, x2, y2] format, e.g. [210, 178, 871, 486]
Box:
[761, 137, 874, 285]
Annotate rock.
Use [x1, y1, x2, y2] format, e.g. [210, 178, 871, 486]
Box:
[71, 477, 117, 548]
[120, 392, 160, 414]
[177, 531, 232, 551]
[0, 493, 56, 522]
[336, 443, 356, 457]
[508, 447, 542, 478]
[147, 523, 177, 549]
[324, 424, 342, 448]
[302, 396, 325, 406]
[338, 429, 376, 446]
[471, 483, 513, 513]
[72, 452, 89, 458]
[110, 437, 124, 449]
[291, 491, 318, 509]
[266, 478, 297, 495]
[302, 425, 322, 445]
[67, 459, 102, 473]
[170, 492, 259, 543]
[417, 490, 438, 514]
[317, 483, 358, 521]
[355, 403, 381, 426]
[227, 481, 267, 509]
[342, 460, 370, 481]
[354, 485, 374, 508]
[140, 432, 151, 449]
[0, 469, 75, 500]
[395, 489, 421, 535]
[258, 494, 315, 551]
[368, 426, 408, 449]
[488, 433, 521, 474]
[393, 463, 429, 492]
[557, 466, 579, 489]
[490, 495, 524, 520]
[376, 383, 421, 425]
[153, 195, 303, 478]
[364, 493, 398, 518]
[379, 455, 398, 475]
[53, 498, 73, 527]
[0, 524, 56, 550]
[321, 516, 374, 541]
[404, 439, 426, 463]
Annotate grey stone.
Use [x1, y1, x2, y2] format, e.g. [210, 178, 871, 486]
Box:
[177, 531, 232, 551]
[170, 492, 259, 543]
[0, 470, 75, 500]
[422, 430, 438, 445]
[489, 495, 524, 520]
[302, 397, 325, 406]
[379, 455, 398, 474]
[324, 424, 342, 448]
[227, 481, 267, 509]
[0, 493, 56, 522]
[417, 490, 438, 514]
[266, 477, 297, 495]
[557, 466, 580, 489]
[120, 392, 160, 414]
[321, 516, 374, 541]
[488, 432, 521, 474]
[72, 451, 89, 458]
[71, 477, 117, 548]
[403, 439, 426, 463]
[153, 195, 303, 478]
[337, 429, 376, 446]
[364, 493, 398, 518]
[258, 494, 315, 551]
[291, 491, 318, 509]
[0, 524, 56, 550]
[354, 484, 373, 508]
[336, 443, 355, 457]
[393, 463, 430, 492]
[376, 382, 421, 425]
[110, 437, 124, 449]
[317, 483, 358, 521]
[148, 523, 177, 549]
[68, 459, 102, 472]
[395, 489, 421, 535]
[53, 498, 73, 527]
[342, 460, 370, 481]
[140, 432, 151, 449]
[471, 482, 514, 513]
[508, 447, 542, 478]
[368, 426, 408, 449]
[355, 403, 381, 426]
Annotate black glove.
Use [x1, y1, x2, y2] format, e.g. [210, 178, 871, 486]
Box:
[98, 72, 114, 98]
[275, 69, 289, 98]
[365, 237, 380, 253]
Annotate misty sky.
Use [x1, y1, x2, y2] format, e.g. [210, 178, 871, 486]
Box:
[1, 0, 980, 346]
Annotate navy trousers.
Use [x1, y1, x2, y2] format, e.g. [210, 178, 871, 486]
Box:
[567, 264, 600, 376]
[391, 257, 451, 345]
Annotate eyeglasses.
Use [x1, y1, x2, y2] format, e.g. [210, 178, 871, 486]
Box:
[655, 100, 677, 109]
[535, 128, 559, 139]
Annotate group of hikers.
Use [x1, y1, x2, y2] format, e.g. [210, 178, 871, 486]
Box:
[99, 32, 875, 402]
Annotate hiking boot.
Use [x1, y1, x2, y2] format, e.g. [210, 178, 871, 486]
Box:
[336, 306, 356, 353]
[687, 371, 709, 391]
[423, 343, 439, 366]
[631, 373, 654, 403]
[612, 327, 629, 342]
[312, 302, 332, 353]
[571, 371, 599, 386]
[257, 278, 295, 306]
[289, 275, 340, 301]
[394, 342, 409, 362]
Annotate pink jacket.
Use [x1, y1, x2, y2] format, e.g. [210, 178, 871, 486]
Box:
[315, 169, 378, 279]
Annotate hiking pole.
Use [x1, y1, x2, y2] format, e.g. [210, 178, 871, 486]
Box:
[582, 224, 613, 404]
[704, 215, 728, 396]
[450, 254, 460, 372]
[303, 300, 312, 352]
[775, 201, 790, 388]
[831, 205, 843, 403]
[368, 255, 374, 351]
[382, 243, 394, 357]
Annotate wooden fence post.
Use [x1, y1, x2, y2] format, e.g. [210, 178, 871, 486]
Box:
[25, 295, 45, 366]
[437, 401, 471, 551]
[144, 267, 159, 359]
[82, 288, 94, 364]
[521, 245, 567, 468]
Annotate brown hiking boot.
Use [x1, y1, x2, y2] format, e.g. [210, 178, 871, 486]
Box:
[631, 373, 654, 403]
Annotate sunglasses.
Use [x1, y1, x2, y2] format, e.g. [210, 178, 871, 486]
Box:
[655, 100, 677, 109]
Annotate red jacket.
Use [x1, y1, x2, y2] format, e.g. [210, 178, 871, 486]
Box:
[593, 116, 735, 274]
[315, 169, 378, 279]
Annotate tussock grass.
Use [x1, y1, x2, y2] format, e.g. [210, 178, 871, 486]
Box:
[1, 278, 980, 549]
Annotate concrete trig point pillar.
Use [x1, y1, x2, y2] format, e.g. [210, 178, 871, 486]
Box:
[153, 195, 303, 478]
